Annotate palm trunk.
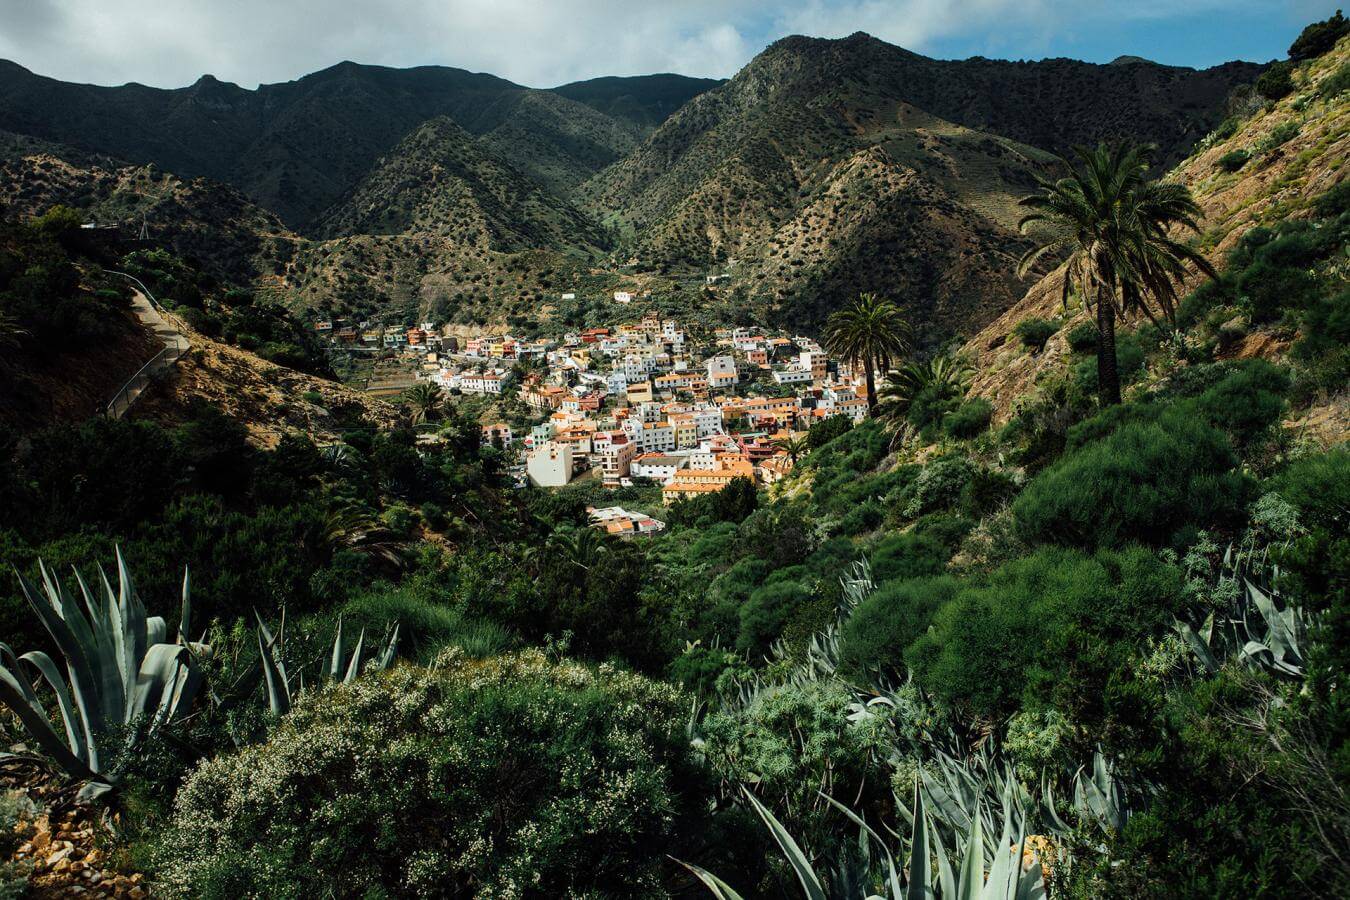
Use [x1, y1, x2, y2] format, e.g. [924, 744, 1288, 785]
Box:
[1096, 297, 1122, 406]
[864, 356, 877, 415]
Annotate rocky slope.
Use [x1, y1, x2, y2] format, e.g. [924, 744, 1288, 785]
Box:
[313, 116, 607, 252]
[581, 32, 1259, 334]
[0, 35, 1264, 339]
[960, 37, 1348, 431]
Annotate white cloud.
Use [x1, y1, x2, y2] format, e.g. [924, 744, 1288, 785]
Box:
[0, 0, 1313, 89]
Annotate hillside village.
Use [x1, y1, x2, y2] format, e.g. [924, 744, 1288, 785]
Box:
[317, 305, 864, 507]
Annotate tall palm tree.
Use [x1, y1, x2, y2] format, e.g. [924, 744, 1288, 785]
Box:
[823, 293, 912, 413]
[772, 434, 810, 466]
[403, 381, 444, 423]
[1017, 142, 1215, 405]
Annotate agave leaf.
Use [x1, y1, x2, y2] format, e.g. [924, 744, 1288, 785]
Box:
[178, 568, 192, 643]
[18, 568, 102, 768]
[15, 649, 86, 761]
[256, 624, 291, 716]
[1176, 620, 1219, 673]
[956, 805, 985, 900]
[906, 782, 933, 900]
[343, 629, 367, 683]
[742, 787, 826, 900]
[377, 622, 401, 670]
[928, 806, 958, 899]
[673, 858, 748, 900]
[0, 664, 97, 781]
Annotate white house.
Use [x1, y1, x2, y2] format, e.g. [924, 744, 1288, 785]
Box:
[772, 367, 814, 385]
[630, 453, 687, 484]
[613, 291, 633, 304]
[527, 442, 574, 488]
[707, 355, 738, 389]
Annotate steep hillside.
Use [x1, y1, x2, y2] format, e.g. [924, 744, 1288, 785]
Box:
[553, 73, 724, 129]
[0, 61, 703, 228]
[0, 145, 295, 285]
[313, 116, 607, 253]
[582, 32, 1257, 335]
[131, 323, 397, 447]
[590, 33, 1258, 231]
[961, 36, 1349, 431]
[0, 138, 626, 329]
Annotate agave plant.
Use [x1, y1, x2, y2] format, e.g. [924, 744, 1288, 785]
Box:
[0, 550, 205, 797]
[1176, 544, 1312, 681]
[256, 612, 400, 715]
[681, 780, 1048, 899]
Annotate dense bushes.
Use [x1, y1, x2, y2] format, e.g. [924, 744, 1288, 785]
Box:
[1013, 407, 1247, 549]
[1255, 61, 1295, 100]
[907, 546, 1185, 723]
[944, 398, 993, 439]
[1289, 9, 1348, 60]
[1014, 317, 1058, 352]
[1216, 149, 1250, 172]
[158, 652, 710, 898]
[840, 575, 958, 679]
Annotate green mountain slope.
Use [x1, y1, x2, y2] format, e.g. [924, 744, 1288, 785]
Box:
[0, 60, 714, 229]
[582, 32, 1260, 335]
[312, 116, 608, 253]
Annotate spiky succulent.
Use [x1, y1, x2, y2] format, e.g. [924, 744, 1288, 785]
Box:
[0, 549, 205, 797]
[1176, 543, 1313, 680]
[256, 611, 400, 715]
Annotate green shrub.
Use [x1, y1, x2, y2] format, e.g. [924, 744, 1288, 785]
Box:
[1319, 60, 1350, 98]
[738, 581, 812, 657]
[1216, 149, 1251, 172]
[944, 399, 994, 439]
[868, 530, 950, 583]
[1209, 117, 1240, 143]
[907, 546, 1185, 721]
[807, 415, 852, 449]
[1237, 260, 1319, 323]
[1259, 120, 1300, 153]
[156, 652, 709, 898]
[1314, 179, 1350, 217]
[1065, 322, 1099, 353]
[1191, 360, 1290, 447]
[1255, 61, 1295, 100]
[1271, 447, 1350, 533]
[895, 456, 974, 520]
[840, 576, 959, 679]
[1294, 288, 1350, 360]
[1014, 407, 1248, 549]
[959, 466, 1020, 518]
[1072, 332, 1147, 393]
[1289, 9, 1348, 60]
[1014, 317, 1058, 352]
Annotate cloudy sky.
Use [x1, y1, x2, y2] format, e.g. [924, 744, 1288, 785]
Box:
[0, 0, 1336, 89]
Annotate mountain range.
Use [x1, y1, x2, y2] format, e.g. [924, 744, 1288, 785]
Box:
[0, 35, 1263, 338]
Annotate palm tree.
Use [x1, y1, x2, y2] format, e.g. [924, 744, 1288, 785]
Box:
[822, 293, 912, 414]
[544, 526, 609, 574]
[1017, 142, 1215, 406]
[772, 434, 810, 467]
[403, 381, 444, 423]
[877, 356, 973, 423]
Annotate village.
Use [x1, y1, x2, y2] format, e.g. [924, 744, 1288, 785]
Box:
[314, 293, 871, 534]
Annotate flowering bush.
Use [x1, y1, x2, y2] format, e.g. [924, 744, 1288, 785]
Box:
[156, 651, 707, 898]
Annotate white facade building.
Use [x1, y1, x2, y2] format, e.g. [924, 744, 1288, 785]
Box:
[527, 442, 574, 488]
